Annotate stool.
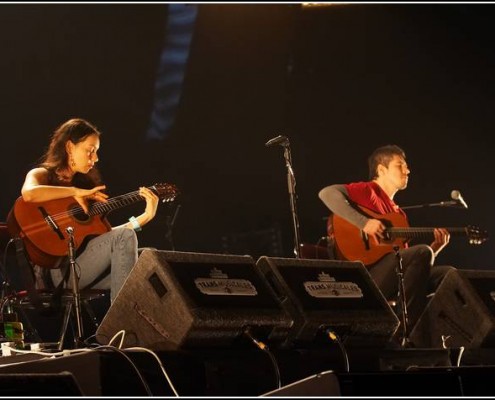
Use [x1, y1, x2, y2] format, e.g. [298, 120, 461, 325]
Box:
[299, 237, 334, 260]
[12, 288, 108, 350]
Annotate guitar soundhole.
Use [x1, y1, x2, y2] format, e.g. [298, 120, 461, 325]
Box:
[70, 205, 91, 223]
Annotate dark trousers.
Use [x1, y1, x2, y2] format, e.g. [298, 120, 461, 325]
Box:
[368, 244, 454, 332]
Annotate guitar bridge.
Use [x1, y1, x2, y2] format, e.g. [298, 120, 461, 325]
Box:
[38, 206, 64, 240]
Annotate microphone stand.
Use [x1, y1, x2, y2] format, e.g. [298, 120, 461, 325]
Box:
[164, 204, 181, 251]
[283, 143, 302, 258]
[66, 227, 84, 348]
[401, 200, 457, 210]
[393, 246, 411, 348]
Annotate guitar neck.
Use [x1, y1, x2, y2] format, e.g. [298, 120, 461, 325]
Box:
[88, 188, 148, 216]
[388, 227, 467, 240]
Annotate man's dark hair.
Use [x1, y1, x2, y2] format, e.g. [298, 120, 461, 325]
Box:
[368, 144, 406, 180]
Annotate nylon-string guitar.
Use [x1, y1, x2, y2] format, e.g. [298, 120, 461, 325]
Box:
[329, 204, 488, 266]
[7, 183, 179, 268]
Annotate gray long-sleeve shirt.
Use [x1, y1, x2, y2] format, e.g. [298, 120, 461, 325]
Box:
[318, 184, 370, 230]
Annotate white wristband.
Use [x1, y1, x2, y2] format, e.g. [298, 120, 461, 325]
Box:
[129, 216, 142, 232]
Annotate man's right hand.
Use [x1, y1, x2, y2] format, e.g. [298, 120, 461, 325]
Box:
[363, 218, 386, 244]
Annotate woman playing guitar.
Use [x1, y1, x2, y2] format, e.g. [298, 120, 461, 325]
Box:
[9, 118, 160, 303]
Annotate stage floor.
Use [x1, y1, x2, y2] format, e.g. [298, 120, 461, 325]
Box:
[1, 344, 495, 396]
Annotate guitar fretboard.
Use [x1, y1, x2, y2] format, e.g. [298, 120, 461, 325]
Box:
[88, 189, 147, 216]
[385, 226, 487, 244]
[387, 227, 473, 241]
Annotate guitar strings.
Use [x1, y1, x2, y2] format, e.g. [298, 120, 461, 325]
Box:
[386, 227, 469, 239]
[19, 184, 177, 235]
[388, 227, 467, 232]
[49, 190, 145, 220]
[21, 190, 147, 232]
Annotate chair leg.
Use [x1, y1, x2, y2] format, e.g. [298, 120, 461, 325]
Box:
[57, 301, 73, 351]
[82, 299, 99, 330]
[14, 305, 43, 343]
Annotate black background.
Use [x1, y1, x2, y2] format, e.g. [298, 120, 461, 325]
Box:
[1, 3, 494, 270]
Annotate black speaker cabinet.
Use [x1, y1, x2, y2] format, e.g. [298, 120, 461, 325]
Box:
[0, 372, 83, 396]
[410, 269, 495, 349]
[262, 370, 341, 396]
[96, 250, 293, 350]
[335, 370, 464, 396]
[255, 257, 400, 347]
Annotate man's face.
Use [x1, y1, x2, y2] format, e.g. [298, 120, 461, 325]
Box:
[381, 155, 410, 190]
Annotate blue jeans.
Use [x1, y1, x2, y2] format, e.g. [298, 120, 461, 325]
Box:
[50, 227, 138, 302]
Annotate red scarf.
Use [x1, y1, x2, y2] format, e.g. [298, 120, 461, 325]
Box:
[345, 181, 407, 219]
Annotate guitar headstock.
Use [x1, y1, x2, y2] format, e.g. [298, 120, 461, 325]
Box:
[467, 225, 489, 245]
[151, 183, 180, 203]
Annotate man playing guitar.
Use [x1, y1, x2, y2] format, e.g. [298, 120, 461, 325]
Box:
[318, 144, 455, 336]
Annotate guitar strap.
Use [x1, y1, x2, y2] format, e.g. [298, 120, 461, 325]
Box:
[84, 265, 111, 290]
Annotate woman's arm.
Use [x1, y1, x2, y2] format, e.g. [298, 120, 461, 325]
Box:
[21, 167, 108, 213]
[113, 187, 160, 231]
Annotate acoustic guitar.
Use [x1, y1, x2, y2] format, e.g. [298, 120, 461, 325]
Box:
[6, 183, 179, 269]
[329, 204, 488, 266]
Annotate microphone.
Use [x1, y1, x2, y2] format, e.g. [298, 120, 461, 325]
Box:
[265, 135, 289, 147]
[451, 190, 468, 209]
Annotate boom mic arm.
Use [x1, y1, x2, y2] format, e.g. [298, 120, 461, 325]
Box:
[265, 135, 289, 147]
[402, 190, 469, 210]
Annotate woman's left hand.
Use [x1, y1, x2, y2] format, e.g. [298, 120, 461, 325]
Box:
[139, 186, 160, 225]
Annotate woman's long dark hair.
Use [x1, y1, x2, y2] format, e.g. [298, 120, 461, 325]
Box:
[40, 118, 103, 188]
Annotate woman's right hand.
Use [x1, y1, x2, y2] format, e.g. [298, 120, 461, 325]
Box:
[74, 185, 108, 214]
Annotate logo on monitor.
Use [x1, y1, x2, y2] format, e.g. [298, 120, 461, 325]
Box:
[195, 267, 258, 296]
[304, 271, 363, 298]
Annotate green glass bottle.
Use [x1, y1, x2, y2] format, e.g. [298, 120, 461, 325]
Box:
[2, 302, 24, 350]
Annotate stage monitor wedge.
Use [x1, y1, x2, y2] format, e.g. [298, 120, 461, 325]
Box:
[410, 268, 495, 349]
[256, 257, 400, 347]
[96, 250, 293, 350]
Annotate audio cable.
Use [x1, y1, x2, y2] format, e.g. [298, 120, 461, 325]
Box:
[244, 327, 281, 389]
[327, 328, 350, 372]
